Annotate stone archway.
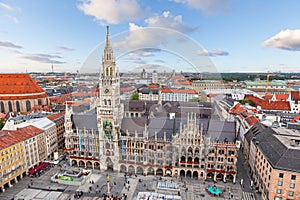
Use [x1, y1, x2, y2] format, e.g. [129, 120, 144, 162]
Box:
[128, 165, 135, 175]
[147, 167, 154, 175]
[194, 157, 199, 164]
[180, 156, 186, 163]
[226, 174, 234, 182]
[206, 172, 214, 180]
[120, 165, 127, 173]
[94, 162, 100, 169]
[71, 160, 78, 166]
[193, 171, 198, 179]
[106, 157, 113, 171]
[86, 161, 93, 168]
[186, 170, 192, 178]
[216, 173, 224, 181]
[166, 169, 172, 177]
[180, 170, 185, 177]
[156, 168, 163, 176]
[79, 160, 85, 168]
[136, 166, 144, 175]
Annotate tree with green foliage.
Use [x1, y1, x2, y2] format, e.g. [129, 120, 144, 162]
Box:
[131, 93, 139, 100]
[189, 97, 200, 102]
[240, 99, 255, 106]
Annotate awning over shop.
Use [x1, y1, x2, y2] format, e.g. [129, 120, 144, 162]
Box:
[29, 162, 50, 175]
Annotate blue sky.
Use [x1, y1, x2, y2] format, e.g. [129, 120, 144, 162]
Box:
[0, 0, 300, 73]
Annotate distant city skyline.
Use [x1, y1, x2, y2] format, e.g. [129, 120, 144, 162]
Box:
[0, 0, 300, 73]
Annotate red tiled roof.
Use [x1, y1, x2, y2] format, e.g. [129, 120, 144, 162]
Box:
[244, 94, 291, 111]
[148, 84, 158, 89]
[245, 115, 259, 126]
[275, 94, 289, 101]
[291, 116, 300, 123]
[291, 91, 300, 104]
[161, 88, 197, 94]
[0, 113, 5, 119]
[229, 102, 242, 114]
[120, 87, 135, 92]
[0, 74, 47, 100]
[0, 125, 43, 150]
[47, 113, 64, 121]
[29, 105, 51, 113]
[49, 96, 72, 104]
[230, 102, 259, 126]
[62, 92, 98, 97]
[171, 74, 185, 80]
[174, 80, 192, 85]
[263, 94, 273, 100]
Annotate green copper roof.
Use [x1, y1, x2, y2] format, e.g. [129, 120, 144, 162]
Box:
[244, 80, 287, 86]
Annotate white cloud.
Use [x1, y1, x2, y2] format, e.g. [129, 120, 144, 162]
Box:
[0, 2, 15, 11]
[0, 41, 23, 49]
[145, 11, 196, 33]
[262, 29, 300, 51]
[197, 48, 229, 56]
[78, 0, 144, 24]
[127, 48, 161, 57]
[57, 46, 75, 51]
[170, 0, 231, 14]
[114, 11, 195, 50]
[20, 53, 65, 64]
[114, 22, 165, 49]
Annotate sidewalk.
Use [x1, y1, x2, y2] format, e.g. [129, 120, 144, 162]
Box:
[237, 149, 262, 200]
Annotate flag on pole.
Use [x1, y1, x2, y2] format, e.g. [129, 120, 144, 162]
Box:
[79, 136, 82, 151]
[87, 136, 90, 152]
[130, 138, 132, 155]
[122, 139, 125, 155]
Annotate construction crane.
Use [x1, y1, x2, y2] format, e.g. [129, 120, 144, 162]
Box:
[265, 71, 276, 94]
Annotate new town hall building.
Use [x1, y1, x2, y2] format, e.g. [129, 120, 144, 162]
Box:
[64, 27, 240, 183]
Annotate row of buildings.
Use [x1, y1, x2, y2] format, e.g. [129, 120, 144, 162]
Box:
[243, 124, 300, 200]
[0, 112, 64, 192]
[227, 98, 300, 200]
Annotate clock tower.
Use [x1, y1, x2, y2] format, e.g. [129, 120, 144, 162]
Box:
[97, 26, 123, 171]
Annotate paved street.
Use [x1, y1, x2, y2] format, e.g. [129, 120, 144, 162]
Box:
[236, 149, 260, 200]
[0, 158, 259, 200]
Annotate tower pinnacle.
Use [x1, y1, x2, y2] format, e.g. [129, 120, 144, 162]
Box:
[105, 26, 111, 49]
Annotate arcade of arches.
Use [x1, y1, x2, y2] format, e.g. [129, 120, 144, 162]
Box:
[69, 159, 236, 183]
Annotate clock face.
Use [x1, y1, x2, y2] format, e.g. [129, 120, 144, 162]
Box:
[104, 88, 110, 94]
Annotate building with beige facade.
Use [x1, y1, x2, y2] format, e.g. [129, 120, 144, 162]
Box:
[0, 131, 26, 192]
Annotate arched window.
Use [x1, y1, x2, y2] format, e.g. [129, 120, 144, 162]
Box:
[38, 99, 42, 105]
[8, 101, 13, 112]
[26, 100, 31, 111]
[16, 101, 20, 112]
[0, 102, 4, 113]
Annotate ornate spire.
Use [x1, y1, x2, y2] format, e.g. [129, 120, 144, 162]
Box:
[105, 26, 111, 49]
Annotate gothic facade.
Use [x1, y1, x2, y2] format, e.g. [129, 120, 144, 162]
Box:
[64, 27, 239, 182]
